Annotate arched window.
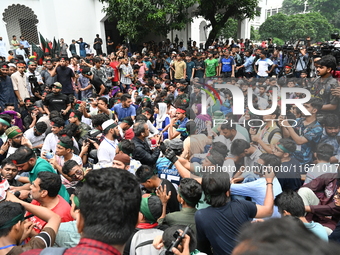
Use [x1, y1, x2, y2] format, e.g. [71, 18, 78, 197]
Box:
[3, 4, 39, 45]
[199, 21, 207, 44]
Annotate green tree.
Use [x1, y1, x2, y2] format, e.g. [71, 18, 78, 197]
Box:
[250, 26, 261, 41]
[217, 18, 238, 41]
[99, 0, 196, 42]
[259, 12, 333, 43]
[259, 13, 289, 41]
[195, 0, 259, 47]
[282, 0, 305, 15]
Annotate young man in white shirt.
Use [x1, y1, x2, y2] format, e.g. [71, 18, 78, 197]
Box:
[255, 51, 276, 78]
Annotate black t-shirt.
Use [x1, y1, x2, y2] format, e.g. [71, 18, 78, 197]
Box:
[161, 178, 180, 213]
[56, 66, 75, 94]
[90, 75, 104, 94]
[276, 157, 302, 191]
[196, 199, 257, 255]
[43, 93, 70, 112]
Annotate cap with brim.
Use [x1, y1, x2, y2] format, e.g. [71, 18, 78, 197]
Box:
[5, 126, 22, 139]
[164, 139, 183, 150]
[53, 82, 62, 89]
[102, 119, 117, 132]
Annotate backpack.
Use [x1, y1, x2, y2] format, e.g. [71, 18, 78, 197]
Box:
[268, 127, 282, 144]
[130, 228, 163, 255]
[39, 247, 67, 255]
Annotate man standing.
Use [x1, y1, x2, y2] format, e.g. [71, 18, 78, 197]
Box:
[40, 59, 58, 86]
[113, 94, 136, 122]
[0, 63, 17, 110]
[204, 52, 219, 78]
[93, 34, 103, 55]
[59, 38, 68, 57]
[11, 61, 29, 107]
[97, 119, 120, 166]
[8, 146, 70, 202]
[185, 55, 195, 84]
[0, 36, 7, 58]
[26, 61, 44, 98]
[255, 50, 275, 78]
[19, 35, 30, 56]
[76, 38, 88, 58]
[56, 57, 75, 96]
[15, 44, 27, 62]
[69, 40, 77, 56]
[219, 50, 235, 78]
[172, 53, 186, 83]
[11, 35, 20, 57]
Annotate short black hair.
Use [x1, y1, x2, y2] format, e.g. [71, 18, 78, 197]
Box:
[79, 168, 141, 245]
[0, 158, 16, 169]
[186, 121, 196, 135]
[51, 117, 65, 127]
[202, 171, 230, 207]
[92, 113, 110, 128]
[58, 136, 73, 151]
[274, 190, 305, 217]
[306, 97, 323, 111]
[97, 97, 108, 105]
[210, 142, 229, 158]
[37, 171, 61, 198]
[178, 178, 202, 207]
[259, 153, 281, 169]
[316, 143, 334, 161]
[35, 122, 48, 134]
[0, 201, 25, 237]
[93, 57, 101, 63]
[121, 94, 131, 102]
[315, 55, 337, 70]
[135, 114, 148, 122]
[135, 165, 156, 183]
[62, 159, 79, 175]
[220, 122, 236, 131]
[230, 139, 250, 155]
[278, 138, 296, 154]
[118, 139, 135, 155]
[322, 114, 340, 127]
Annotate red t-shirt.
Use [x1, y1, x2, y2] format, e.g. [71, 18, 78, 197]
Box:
[26, 195, 73, 233]
[110, 61, 120, 82]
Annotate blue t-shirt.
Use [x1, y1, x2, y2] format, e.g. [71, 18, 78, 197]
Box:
[293, 118, 323, 166]
[156, 157, 181, 190]
[195, 200, 257, 255]
[186, 61, 196, 80]
[175, 117, 189, 141]
[112, 103, 136, 121]
[220, 57, 234, 73]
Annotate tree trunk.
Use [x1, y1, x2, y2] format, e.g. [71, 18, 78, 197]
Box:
[205, 26, 219, 49]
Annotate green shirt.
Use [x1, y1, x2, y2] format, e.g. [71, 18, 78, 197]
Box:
[29, 157, 70, 202]
[160, 207, 197, 234]
[204, 58, 219, 77]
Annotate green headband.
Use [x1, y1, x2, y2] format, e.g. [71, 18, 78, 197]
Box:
[277, 143, 292, 154]
[73, 196, 80, 208]
[0, 118, 10, 127]
[140, 197, 156, 224]
[0, 213, 24, 229]
[207, 155, 218, 165]
[178, 187, 195, 207]
[58, 141, 72, 149]
[140, 169, 157, 183]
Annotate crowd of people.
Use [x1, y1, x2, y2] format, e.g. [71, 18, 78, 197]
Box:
[0, 34, 340, 255]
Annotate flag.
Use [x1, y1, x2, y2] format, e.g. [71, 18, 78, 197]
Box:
[39, 33, 47, 53]
[32, 43, 44, 65]
[47, 41, 52, 54]
[52, 37, 57, 57]
[57, 39, 61, 57]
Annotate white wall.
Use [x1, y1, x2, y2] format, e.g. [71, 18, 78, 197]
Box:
[0, 0, 108, 56]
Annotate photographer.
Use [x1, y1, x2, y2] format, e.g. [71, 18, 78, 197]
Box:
[26, 61, 44, 99]
[294, 45, 309, 78]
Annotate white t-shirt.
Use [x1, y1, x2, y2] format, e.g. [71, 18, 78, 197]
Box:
[255, 58, 273, 77]
[97, 137, 118, 165]
[24, 127, 46, 147]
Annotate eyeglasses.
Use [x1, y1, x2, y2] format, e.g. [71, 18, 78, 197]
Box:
[69, 169, 83, 180]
